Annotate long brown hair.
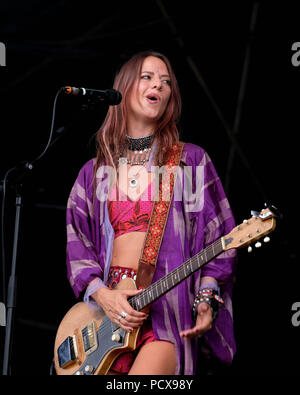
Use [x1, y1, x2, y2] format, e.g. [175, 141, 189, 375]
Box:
[94, 51, 182, 175]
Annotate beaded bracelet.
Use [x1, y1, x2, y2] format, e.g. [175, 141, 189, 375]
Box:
[192, 288, 224, 321]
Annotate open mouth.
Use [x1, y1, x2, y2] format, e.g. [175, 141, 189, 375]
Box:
[146, 94, 160, 103]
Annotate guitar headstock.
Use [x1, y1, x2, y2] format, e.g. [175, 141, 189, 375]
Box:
[223, 206, 278, 251]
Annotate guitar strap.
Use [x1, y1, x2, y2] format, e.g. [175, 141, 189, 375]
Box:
[136, 142, 185, 290]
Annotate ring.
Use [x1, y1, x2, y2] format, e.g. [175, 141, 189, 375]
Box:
[120, 311, 127, 319]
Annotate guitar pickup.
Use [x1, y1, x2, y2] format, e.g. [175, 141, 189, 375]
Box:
[81, 321, 98, 356]
[57, 335, 78, 369]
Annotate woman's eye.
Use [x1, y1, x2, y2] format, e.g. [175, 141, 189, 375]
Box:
[141, 74, 171, 86]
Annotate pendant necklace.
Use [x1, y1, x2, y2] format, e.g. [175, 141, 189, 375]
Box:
[128, 165, 145, 188]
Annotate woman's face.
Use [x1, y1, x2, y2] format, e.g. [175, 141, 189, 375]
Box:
[127, 56, 172, 130]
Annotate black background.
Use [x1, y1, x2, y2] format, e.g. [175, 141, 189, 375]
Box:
[0, 0, 299, 376]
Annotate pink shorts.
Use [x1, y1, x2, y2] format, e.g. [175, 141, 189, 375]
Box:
[109, 320, 156, 374]
[107, 266, 157, 374]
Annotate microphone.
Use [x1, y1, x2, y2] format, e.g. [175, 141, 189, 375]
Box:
[63, 86, 122, 106]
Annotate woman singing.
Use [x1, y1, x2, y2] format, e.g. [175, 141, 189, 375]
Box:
[66, 51, 237, 374]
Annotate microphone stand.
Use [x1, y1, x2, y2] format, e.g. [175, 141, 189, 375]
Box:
[1, 85, 113, 375]
[1, 88, 63, 375]
[2, 182, 24, 375]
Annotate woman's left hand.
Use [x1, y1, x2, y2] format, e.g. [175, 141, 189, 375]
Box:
[180, 302, 213, 339]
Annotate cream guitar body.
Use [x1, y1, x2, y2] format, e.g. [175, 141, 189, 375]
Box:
[54, 278, 140, 375]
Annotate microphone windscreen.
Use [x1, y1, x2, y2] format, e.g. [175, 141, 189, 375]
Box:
[106, 89, 122, 105]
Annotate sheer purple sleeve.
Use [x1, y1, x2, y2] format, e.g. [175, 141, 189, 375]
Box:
[66, 160, 106, 298]
[186, 150, 237, 285]
[83, 277, 108, 309]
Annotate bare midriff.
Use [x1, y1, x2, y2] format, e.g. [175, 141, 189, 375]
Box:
[110, 231, 146, 271]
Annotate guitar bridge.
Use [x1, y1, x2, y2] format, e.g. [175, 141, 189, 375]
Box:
[81, 321, 98, 356]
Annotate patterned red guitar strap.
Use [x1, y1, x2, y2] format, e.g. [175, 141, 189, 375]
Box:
[136, 142, 185, 290]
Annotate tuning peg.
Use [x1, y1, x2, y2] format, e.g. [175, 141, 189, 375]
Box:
[263, 236, 270, 243]
[255, 241, 262, 248]
[247, 246, 253, 253]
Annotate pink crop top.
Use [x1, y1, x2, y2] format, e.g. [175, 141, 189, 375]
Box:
[108, 182, 154, 239]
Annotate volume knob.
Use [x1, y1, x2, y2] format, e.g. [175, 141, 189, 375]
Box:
[85, 365, 94, 373]
[111, 333, 121, 342]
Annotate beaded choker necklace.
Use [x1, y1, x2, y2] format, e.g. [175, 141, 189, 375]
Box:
[126, 133, 154, 151]
[120, 133, 154, 166]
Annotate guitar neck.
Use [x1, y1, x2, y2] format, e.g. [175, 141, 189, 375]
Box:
[129, 237, 225, 312]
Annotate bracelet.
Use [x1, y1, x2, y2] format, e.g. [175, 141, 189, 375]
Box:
[192, 288, 224, 321]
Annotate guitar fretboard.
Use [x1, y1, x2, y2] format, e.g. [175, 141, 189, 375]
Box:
[129, 238, 224, 311]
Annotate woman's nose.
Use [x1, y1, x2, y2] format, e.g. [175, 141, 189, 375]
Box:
[152, 78, 162, 90]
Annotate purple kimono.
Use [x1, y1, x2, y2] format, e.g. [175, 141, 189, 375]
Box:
[66, 142, 237, 374]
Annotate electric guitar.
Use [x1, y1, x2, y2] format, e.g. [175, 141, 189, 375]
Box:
[54, 206, 278, 375]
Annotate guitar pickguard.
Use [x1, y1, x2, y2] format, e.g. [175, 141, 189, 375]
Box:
[72, 316, 127, 375]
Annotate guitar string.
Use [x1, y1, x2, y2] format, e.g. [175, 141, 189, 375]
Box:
[130, 238, 223, 308]
[100, 239, 223, 338]
[92, 238, 224, 338]
[83, 218, 274, 345]
[129, 238, 223, 309]
[83, 240, 223, 362]
[77, 238, 227, 368]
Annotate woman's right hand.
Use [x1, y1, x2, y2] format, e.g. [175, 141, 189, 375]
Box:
[92, 287, 147, 332]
